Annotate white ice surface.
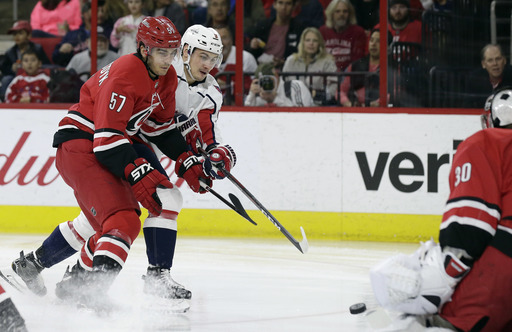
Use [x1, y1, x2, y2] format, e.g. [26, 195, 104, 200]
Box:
[0, 234, 418, 332]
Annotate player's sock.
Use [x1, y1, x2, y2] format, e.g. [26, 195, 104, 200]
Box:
[37, 224, 78, 268]
[143, 227, 177, 269]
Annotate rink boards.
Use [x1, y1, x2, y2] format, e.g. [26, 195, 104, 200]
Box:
[0, 108, 481, 242]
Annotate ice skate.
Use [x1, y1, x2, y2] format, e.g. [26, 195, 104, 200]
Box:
[55, 263, 115, 315]
[142, 267, 191, 313]
[142, 267, 192, 300]
[55, 263, 91, 302]
[11, 250, 46, 296]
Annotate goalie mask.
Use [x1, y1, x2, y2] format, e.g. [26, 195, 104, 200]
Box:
[481, 87, 512, 129]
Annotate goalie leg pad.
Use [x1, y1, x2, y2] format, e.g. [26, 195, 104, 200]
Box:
[370, 253, 422, 309]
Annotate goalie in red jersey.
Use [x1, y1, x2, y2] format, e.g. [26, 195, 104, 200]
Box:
[45, 16, 209, 310]
[370, 87, 512, 332]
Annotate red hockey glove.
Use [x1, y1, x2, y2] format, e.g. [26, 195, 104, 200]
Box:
[175, 114, 204, 154]
[175, 151, 210, 193]
[207, 144, 237, 179]
[124, 158, 173, 215]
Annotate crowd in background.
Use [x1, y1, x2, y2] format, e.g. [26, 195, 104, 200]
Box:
[0, 0, 506, 108]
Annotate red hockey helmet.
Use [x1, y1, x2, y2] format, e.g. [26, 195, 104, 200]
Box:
[136, 16, 181, 53]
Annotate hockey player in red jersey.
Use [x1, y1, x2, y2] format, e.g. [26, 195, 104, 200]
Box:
[10, 23, 235, 310]
[370, 87, 512, 331]
[40, 16, 208, 310]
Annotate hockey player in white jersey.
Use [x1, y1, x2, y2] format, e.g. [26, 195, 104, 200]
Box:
[9, 24, 236, 310]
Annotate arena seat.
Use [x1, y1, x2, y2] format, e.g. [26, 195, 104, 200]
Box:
[30, 37, 62, 64]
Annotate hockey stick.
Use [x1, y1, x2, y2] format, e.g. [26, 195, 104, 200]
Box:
[200, 181, 256, 225]
[220, 166, 309, 254]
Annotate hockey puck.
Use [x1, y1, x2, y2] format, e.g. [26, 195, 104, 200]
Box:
[349, 302, 367, 315]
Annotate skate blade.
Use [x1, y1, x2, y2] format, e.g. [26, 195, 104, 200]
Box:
[0, 266, 28, 293]
[144, 294, 191, 314]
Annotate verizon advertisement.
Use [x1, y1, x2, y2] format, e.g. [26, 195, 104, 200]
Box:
[342, 113, 481, 215]
[0, 109, 479, 215]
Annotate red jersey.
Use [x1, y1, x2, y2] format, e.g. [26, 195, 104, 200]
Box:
[319, 24, 367, 71]
[440, 128, 512, 259]
[374, 20, 422, 44]
[4, 69, 50, 103]
[53, 53, 185, 178]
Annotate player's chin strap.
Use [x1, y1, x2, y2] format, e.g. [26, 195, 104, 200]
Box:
[184, 63, 200, 82]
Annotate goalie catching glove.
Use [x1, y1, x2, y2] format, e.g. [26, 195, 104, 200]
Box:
[370, 240, 470, 315]
[175, 151, 210, 193]
[124, 158, 173, 215]
[206, 144, 237, 179]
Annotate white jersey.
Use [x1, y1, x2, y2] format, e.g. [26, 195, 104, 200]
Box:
[172, 55, 225, 148]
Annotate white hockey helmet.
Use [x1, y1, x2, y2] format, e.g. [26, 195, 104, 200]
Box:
[181, 24, 223, 68]
[482, 87, 512, 128]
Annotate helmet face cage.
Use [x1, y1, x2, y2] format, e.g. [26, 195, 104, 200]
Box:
[481, 94, 493, 129]
[136, 16, 181, 55]
[181, 25, 223, 68]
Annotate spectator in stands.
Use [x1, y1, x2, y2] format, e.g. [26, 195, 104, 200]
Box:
[353, 0, 379, 34]
[66, 27, 119, 82]
[52, 1, 113, 67]
[5, 49, 50, 103]
[245, 62, 314, 106]
[0, 20, 50, 101]
[111, 0, 146, 56]
[105, 0, 129, 23]
[30, 0, 82, 37]
[268, 0, 325, 28]
[374, 0, 422, 44]
[338, 28, 383, 107]
[282, 27, 337, 105]
[465, 44, 512, 108]
[232, 0, 266, 31]
[206, 0, 232, 28]
[422, 0, 453, 12]
[193, 0, 235, 37]
[319, 0, 367, 71]
[211, 25, 258, 105]
[247, 0, 305, 69]
[146, 0, 188, 35]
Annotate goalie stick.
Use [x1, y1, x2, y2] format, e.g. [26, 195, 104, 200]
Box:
[220, 166, 309, 254]
[200, 181, 257, 225]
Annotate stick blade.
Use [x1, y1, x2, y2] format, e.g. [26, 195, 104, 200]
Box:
[228, 193, 257, 225]
[298, 226, 309, 254]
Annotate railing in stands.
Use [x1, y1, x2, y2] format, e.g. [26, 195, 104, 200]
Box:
[216, 71, 379, 107]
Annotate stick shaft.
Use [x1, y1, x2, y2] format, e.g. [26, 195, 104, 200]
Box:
[221, 167, 308, 253]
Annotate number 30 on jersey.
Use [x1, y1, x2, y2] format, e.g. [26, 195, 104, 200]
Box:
[454, 162, 471, 187]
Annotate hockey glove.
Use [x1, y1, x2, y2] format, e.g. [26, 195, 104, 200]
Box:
[175, 151, 210, 193]
[124, 158, 173, 215]
[175, 114, 204, 154]
[371, 240, 470, 315]
[207, 144, 237, 179]
[402, 244, 469, 314]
